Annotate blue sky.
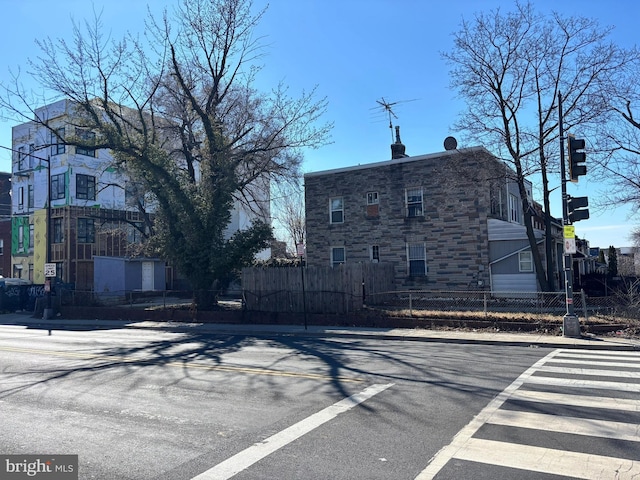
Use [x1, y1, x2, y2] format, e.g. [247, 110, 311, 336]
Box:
[0, 0, 638, 248]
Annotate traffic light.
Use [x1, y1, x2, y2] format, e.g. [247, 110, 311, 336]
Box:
[567, 134, 586, 182]
[567, 195, 589, 223]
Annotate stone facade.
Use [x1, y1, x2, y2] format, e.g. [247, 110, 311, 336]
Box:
[304, 147, 515, 290]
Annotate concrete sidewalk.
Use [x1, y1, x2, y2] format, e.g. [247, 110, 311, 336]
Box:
[1, 312, 639, 351]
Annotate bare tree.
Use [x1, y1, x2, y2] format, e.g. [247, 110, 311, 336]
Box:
[1, 0, 331, 308]
[271, 180, 306, 255]
[443, 1, 638, 291]
[590, 57, 640, 233]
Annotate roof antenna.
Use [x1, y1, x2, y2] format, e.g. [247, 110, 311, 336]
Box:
[373, 97, 417, 142]
[376, 97, 398, 142]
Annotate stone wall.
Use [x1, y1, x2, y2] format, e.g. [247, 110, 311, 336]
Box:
[304, 148, 504, 290]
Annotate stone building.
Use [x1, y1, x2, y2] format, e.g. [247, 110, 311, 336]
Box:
[304, 134, 558, 293]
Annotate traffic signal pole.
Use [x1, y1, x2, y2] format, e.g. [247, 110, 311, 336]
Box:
[558, 93, 581, 337]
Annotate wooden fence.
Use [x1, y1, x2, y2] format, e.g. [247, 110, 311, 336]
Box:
[242, 263, 396, 314]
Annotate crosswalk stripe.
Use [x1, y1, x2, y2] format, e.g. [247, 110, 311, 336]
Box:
[555, 351, 640, 360]
[547, 358, 640, 368]
[487, 409, 640, 442]
[537, 365, 640, 378]
[454, 438, 640, 480]
[510, 389, 640, 411]
[414, 349, 564, 479]
[524, 375, 640, 392]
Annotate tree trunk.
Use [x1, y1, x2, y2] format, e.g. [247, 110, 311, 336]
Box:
[193, 289, 217, 311]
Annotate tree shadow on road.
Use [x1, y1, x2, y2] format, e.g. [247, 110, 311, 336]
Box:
[0, 322, 531, 415]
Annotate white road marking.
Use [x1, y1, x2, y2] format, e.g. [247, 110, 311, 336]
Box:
[524, 375, 640, 392]
[414, 349, 563, 480]
[191, 383, 394, 480]
[487, 409, 640, 442]
[509, 389, 640, 411]
[547, 358, 640, 368]
[554, 350, 640, 360]
[536, 365, 640, 377]
[415, 348, 640, 479]
[455, 438, 640, 480]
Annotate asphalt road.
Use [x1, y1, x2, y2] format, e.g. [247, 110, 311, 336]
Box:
[0, 322, 637, 479]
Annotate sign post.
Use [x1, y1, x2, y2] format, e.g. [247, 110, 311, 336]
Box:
[559, 93, 581, 338]
[43, 263, 56, 320]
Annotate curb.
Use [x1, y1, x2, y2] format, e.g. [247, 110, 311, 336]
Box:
[2, 314, 639, 351]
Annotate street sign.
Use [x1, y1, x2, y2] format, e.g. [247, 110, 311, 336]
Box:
[563, 225, 575, 239]
[44, 263, 56, 277]
[564, 238, 577, 254]
[296, 243, 305, 257]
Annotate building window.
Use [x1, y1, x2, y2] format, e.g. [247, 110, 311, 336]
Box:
[76, 174, 96, 200]
[51, 173, 66, 200]
[18, 227, 24, 250]
[0, 238, 3, 255]
[331, 247, 345, 267]
[509, 193, 520, 223]
[28, 264, 34, 282]
[75, 128, 96, 157]
[29, 224, 34, 249]
[519, 251, 533, 272]
[53, 218, 64, 244]
[330, 197, 344, 224]
[18, 187, 24, 209]
[51, 128, 65, 155]
[17, 146, 26, 170]
[77, 218, 95, 243]
[371, 245, 380, 263]
[28, 185, 34, 209]
[366, 192, 379, 217]
[406, 188, 423, 217]
[28, 144, 35, 169]
[407, 242, 427, 276]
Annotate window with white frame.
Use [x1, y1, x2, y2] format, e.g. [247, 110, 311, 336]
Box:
[406, 188, 423, 217]
[371, 245, 380, 263]
[509, 193, 520, 223]
[29, 224, 34, 249]
[407, 242, 427, 276]
[330, 197, 344, 224]
[519, 251, 533, 272]
[366, 191, 379, 217]
[18, 187, 24, 209]
[331, 247, 345, 267]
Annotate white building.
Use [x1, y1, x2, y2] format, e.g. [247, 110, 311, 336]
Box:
[11, 99, 271, 289]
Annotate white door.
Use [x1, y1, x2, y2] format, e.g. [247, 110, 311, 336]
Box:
[141, 262, 154, 291]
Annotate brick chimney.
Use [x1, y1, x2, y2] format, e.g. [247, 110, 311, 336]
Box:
[391, 125, 408, 159]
